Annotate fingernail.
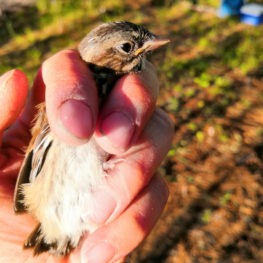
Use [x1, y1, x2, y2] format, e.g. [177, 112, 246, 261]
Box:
[89, 191, 116, 224]
[100, 111, 135, 150]
[60, 99, 94, 139]
[82, 242, 115, 263]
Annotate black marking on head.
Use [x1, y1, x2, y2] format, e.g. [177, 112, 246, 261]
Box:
[111, 21, 156, 46]
[88, 21, 156, 47]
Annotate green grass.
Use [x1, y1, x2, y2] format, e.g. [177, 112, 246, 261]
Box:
[0, 0, 129, 81]
[1, 1, 263, 81]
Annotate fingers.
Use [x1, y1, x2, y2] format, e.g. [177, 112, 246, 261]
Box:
[77, 175, 169, 263]
[85, 108, 173, 225]
[0, 70, 28, 140]
[17, 49, 98, 146]
[1, 50, 159, 149]
[41, 50, 98, 145]
[95, 61, 159, 154]
[18, 50, 159, 149]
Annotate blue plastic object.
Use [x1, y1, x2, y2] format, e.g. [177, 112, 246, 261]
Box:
[218, 0, 244, 17]
[240, 4, 263, 26]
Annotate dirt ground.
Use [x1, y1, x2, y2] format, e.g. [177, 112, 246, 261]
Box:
[128, 76, 263, 262]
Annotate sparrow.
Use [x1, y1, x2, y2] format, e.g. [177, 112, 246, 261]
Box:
[13, 21, 169, 256]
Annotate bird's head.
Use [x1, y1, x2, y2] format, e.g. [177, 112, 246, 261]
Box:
[78, 21, 169, 74]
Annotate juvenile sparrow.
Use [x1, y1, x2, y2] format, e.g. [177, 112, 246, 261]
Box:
[14, 21, 169, 256]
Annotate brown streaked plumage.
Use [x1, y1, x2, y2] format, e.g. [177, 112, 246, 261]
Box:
[14, 21, 169, 256]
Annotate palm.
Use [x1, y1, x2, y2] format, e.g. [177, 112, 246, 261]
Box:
[0, 70, 62, 262]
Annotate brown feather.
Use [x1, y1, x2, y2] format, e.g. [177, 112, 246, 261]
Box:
[13, 102, 50, 213]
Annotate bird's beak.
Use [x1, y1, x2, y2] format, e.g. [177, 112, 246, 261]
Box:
[135, 38, 170, 56]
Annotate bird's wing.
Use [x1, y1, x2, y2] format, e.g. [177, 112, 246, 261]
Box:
[13, 103, 53, 213]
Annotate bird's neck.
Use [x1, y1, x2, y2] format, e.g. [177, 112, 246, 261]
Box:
[88, 63, 123, 101]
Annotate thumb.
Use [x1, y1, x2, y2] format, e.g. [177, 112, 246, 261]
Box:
[0, 70, 28, 141]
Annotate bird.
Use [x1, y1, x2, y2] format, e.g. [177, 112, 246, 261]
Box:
[13, 21, 169, 256]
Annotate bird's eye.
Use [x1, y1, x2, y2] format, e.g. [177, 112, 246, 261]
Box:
[118, 42, 132, 53]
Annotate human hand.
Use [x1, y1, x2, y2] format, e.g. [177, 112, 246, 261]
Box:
[0, 50, 172, 263]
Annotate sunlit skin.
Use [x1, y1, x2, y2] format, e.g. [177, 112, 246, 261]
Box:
[13, 22, 170, 256]
[0, 50, 172, 262]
